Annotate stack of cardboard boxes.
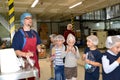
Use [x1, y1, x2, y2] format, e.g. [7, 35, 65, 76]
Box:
[39, 24, 48, 58]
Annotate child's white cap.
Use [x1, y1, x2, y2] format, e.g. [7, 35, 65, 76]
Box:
[54, 35, 65, 42]
[66, 33, 76, 43]
[49, 34, 56, 38]
[106, 36, 120, 48]
[116, 35, 120, 38]
[87, 35, 99, 45]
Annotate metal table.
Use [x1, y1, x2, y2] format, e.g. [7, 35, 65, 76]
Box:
[0, 67, 39, 80]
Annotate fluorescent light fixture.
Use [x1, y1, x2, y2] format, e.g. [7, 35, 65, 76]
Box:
[96, 23, 100, 27]
[76, 16, 79, 20]
[110, 22, 113, 24]
[69, 1, 82, 9]
[31, 0, 39, 8]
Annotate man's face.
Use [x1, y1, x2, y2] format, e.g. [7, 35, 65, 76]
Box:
[67, 25, 73, 30]
[24, 16, 33, 27]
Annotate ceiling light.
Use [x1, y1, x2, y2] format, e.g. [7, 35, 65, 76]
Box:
[110, 22, 113, 24]
[69, 1, 82, 9]
[31, 0, 39, 8]
[96, 23, 100, 27]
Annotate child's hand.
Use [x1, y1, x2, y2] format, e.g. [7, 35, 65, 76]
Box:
[50, 54, 56, 61]
[85, 59, 91, 64]
[71, 47, 76, 54]
[65, 47, 71, 53]
[66, 46, 76, 54]
[68, 46, 72, 51]
[82, 54, 86, 61]
[116, 57, 120, 63]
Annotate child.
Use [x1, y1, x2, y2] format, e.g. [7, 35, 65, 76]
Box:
[49, 34, 57, 56]
[49, 34, 57, 80]
[102, 36, 120, 80]
[61, 33, 80, 80]
[50, 34, 65, 80]
[82, 35, 102, 80]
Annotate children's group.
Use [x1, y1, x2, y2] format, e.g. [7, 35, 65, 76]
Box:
[48, 24, 120, 80]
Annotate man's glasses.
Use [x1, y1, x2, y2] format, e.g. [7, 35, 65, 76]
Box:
[25, 17, 32, 20]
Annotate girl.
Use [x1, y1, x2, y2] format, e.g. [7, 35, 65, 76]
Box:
[61, 33, 80, 80]
[50, 35, 65, 80]
[102, 36, 120, 80]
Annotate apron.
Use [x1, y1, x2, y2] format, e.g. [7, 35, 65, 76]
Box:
[22, 30, 40, 79]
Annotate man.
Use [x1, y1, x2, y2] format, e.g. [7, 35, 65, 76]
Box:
[63, 24, 75, 45]
[12, 12, 41, 80]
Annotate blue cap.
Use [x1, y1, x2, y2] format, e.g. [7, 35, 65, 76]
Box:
[20, 12, 32, 26]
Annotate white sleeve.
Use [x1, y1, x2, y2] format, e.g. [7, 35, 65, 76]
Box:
[102, 55, 119, 74]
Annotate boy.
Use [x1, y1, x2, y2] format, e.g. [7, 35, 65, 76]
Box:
[49, 34, 56, 80]
[82, 35, 102, 80]
[50, 35, 65, 80]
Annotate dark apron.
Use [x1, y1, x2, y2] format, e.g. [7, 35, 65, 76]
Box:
[22, 30, 40, 79]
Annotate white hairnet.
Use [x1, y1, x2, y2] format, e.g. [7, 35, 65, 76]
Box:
[106, 36, 120, 48]
[116, 35, 120, 38]
[20, 12, 32, 26]
[54, 35, 65, 42]
[49, 34, 56, 38]
[66, 33, 76, 43]
[87, 35, 99, 45]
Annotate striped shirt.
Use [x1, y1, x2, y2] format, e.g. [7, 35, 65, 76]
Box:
[53, 45, 65, 66]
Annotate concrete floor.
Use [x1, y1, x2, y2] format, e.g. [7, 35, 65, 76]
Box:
[39, 49, 103, 80]
[39, 58, 84, 80]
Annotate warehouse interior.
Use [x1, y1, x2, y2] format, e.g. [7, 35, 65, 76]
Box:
[0, 0, 120, 80]
[0, 0, 120, 48]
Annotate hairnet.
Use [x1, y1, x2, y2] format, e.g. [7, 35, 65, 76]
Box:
[49, 34, 57, 38]
[20, 12, 32, 26]
[66, 33, 76, 43]
[116, 35, 120, 38]
[87, 35, 99, 45]
[54, 35, 65, 42]
[106, 36, 120, 48]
